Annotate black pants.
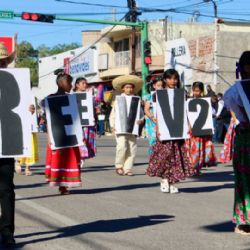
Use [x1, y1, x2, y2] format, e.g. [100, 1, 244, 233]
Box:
[0, 158, 15, 235]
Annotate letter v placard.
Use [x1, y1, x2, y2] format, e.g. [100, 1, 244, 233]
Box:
[156, 89, 189, 140]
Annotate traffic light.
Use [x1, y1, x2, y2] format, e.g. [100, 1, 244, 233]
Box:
[143, 41, 152, 65]
[21, 12, 55, 23]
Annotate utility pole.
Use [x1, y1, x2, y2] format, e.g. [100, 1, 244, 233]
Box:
[127, 0, 139, 75]
[203, 0, 218, 88]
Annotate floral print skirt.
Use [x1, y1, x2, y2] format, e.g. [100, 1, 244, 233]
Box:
[146, 139, 194, 183]
[186, 135, 217, 173]
[232, 128, 250, 225]
[219, 120, 235, 164]
[79, 126, 97, 159]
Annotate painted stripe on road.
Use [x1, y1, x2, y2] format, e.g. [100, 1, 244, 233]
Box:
[16, 195, 78, 226]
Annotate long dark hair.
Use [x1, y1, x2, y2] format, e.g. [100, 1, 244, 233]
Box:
[147, 76, 164, 92]
[73, 77, 87, 92]
[162, 69, 181, 88]
[239, 51, 250, 80]
[192, 81, 204, 93]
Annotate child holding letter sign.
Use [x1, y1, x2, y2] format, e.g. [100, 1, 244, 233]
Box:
[73, 77, 97, 168]
[224, 51, 250, 235]
[110, 75, 143, 176]
[186, 82, 217, 176]
[144, 76, 164, 155]
[146, 69, 194, 193]
[45, 72, 81, 195]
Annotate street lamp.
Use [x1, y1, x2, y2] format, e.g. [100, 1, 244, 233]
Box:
[203, 0, 217, 18]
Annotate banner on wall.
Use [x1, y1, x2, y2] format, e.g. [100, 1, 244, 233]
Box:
[115, 95, 141, 136]
[0, 69, 32, 157]
[165, 38, 192, 87]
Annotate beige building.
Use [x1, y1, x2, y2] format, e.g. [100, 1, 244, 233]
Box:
[82, 20, 250, 93]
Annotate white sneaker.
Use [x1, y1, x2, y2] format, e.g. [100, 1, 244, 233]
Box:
[160, 179, 169, 193]
[169, 185, 179, 194]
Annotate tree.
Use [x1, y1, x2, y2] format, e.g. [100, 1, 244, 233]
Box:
[15, 41, 81, 87]
[37, 42, 80, 57]
[15, 41, 38, 86]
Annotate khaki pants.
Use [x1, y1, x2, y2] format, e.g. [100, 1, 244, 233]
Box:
[115, 134, 137, 173]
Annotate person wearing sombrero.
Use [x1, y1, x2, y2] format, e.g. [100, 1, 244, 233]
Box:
[0, 43, 16, 247]
[110, 75, 143, 176]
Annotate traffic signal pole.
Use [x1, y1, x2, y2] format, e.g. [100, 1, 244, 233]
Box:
[140, 21, 149, 96]
[15, 12, 150, 95]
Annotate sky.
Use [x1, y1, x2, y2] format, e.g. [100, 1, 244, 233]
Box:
[0, 0, 249, 48]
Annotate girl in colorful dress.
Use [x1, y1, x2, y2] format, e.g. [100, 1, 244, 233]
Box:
[45, 72, 81, 195]
[146, 69, 194, 193]
[219, 113, 237, 164]
[186, 82, 217, 175]
[144, 76, 164, 155]
[73, 77, 97, 168]
[224, 51, 250, 235]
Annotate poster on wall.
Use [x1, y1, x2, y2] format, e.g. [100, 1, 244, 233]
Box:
[115, 95, 141, 136]
[0, 68, 32, 157]
[45, 94, 83, 150]
[187, 97, 214, 136]
[165, 38, 192, 87]
[156, 89, 189, 141]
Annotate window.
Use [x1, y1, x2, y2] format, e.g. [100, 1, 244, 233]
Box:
[114, 38, 129, 52]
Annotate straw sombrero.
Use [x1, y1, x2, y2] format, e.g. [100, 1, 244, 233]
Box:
[112, 75, 143, 94]
[0, 43, 15, 65]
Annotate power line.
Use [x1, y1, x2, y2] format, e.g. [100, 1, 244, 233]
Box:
[39, 15, 126, 80]
[55, 0, 128, 9]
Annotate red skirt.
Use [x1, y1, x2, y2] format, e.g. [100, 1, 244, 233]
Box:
[45, 145, 81, 188]
[186, 135, 217, 172]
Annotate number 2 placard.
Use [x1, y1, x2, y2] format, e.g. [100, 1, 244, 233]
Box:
[187, 97, 214, 136]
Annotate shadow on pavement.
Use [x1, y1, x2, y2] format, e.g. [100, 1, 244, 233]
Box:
[16, 182, 159, 201]
[201, 221, 234, 232]
[15, 214, 174, 248]
[180, 183, 234, 193]
[191, 170, 234, 183]
[15, 182, 47, 189]
[72, 182, 159, 194]
[82, 162, 148, 173]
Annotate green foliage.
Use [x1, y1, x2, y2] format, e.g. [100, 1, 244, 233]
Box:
[15, 41, 81, 86]
[15, 41, 38, 86]
[37, 43, 80, 57]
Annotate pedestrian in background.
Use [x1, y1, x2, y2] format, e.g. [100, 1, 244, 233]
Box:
[206, 84, 216, 97]
[224, 51, 250, 235]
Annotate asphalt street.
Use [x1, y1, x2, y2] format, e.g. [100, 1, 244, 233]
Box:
[7, 133, 250, 250]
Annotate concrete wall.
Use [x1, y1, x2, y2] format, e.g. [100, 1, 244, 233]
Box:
[216, 22, 250, 93]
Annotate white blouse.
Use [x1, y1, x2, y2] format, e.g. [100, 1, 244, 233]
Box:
[223, 80, 249, 123]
